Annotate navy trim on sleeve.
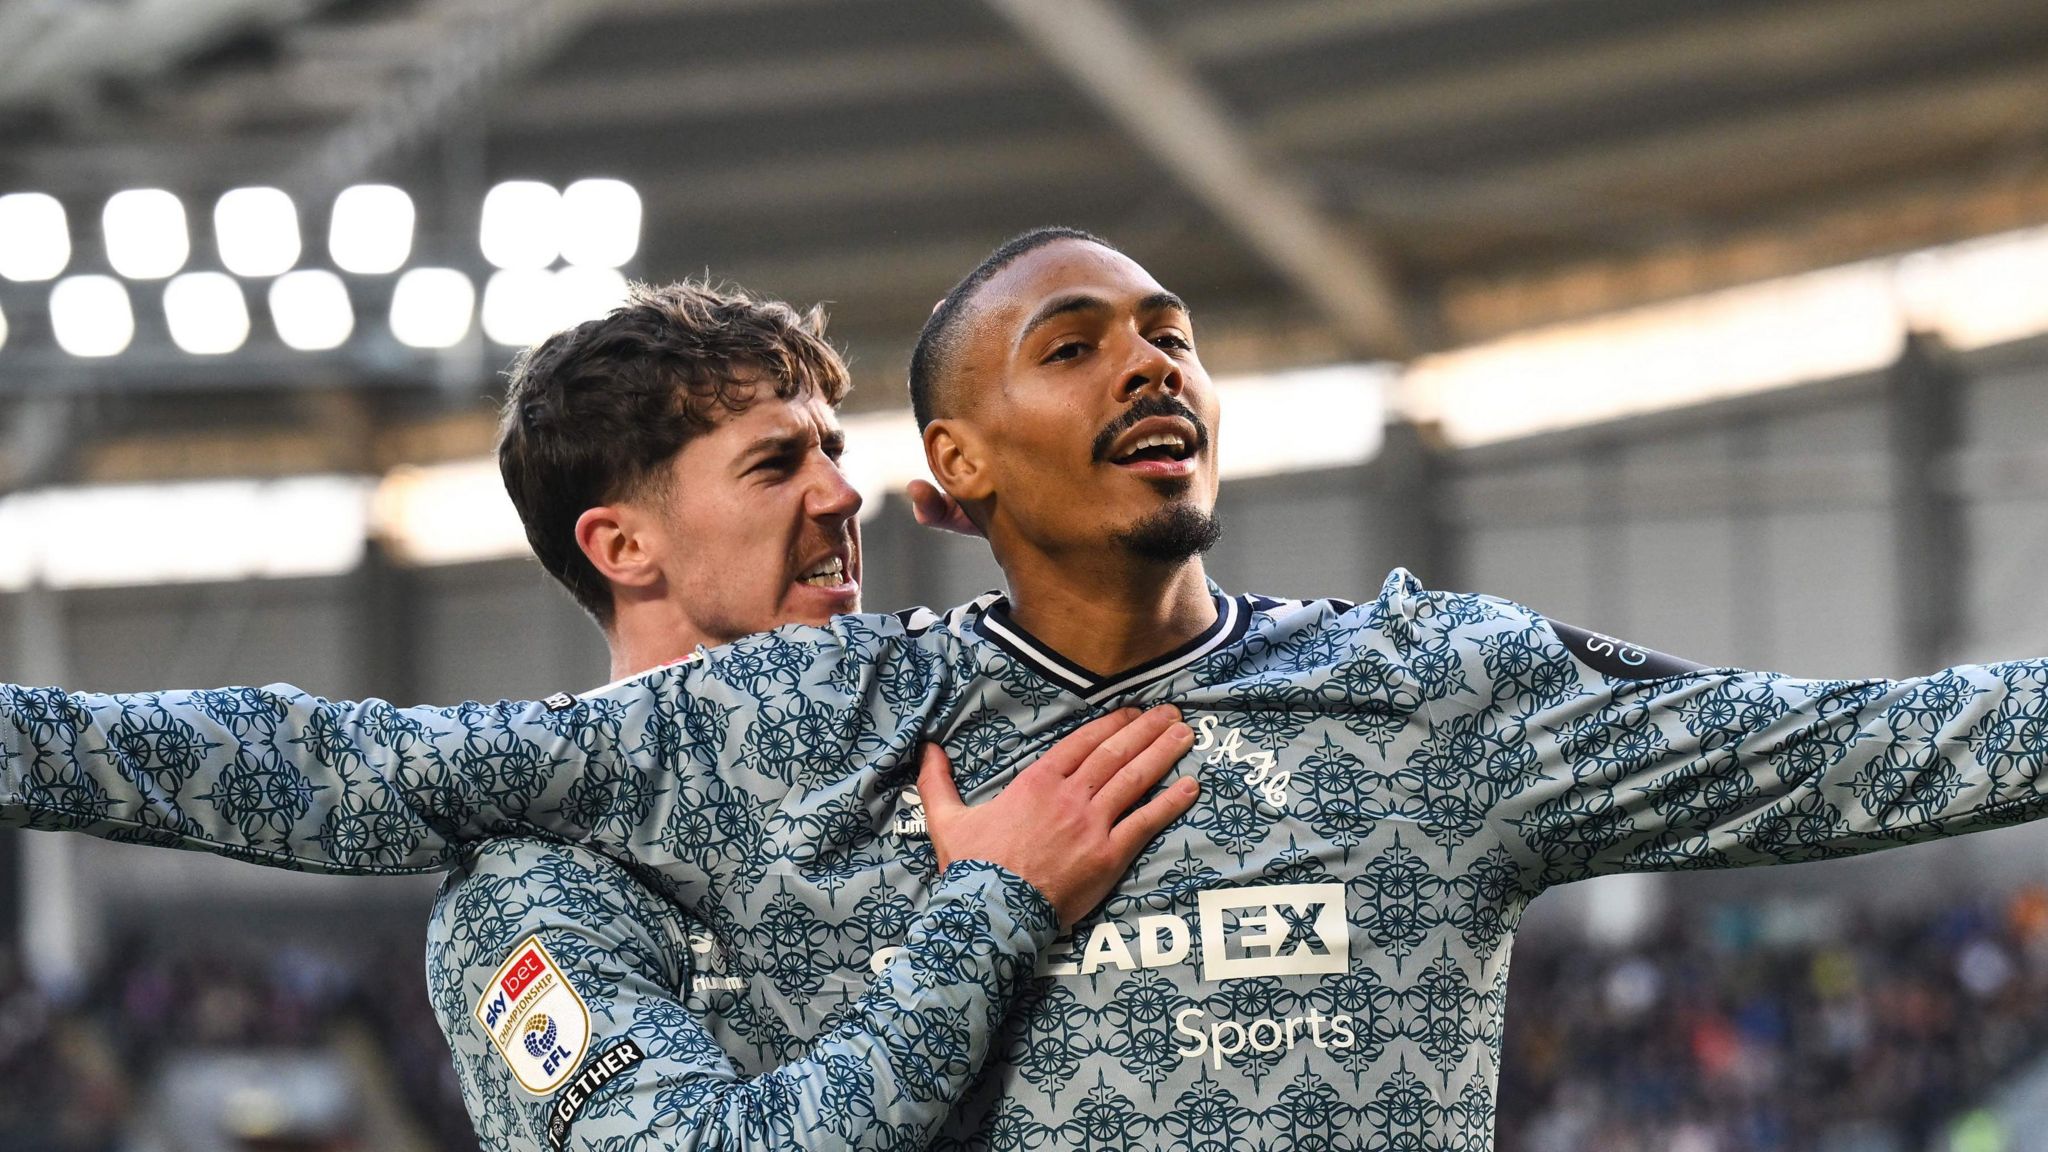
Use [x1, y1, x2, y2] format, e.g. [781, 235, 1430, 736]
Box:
[1547, 619, 1708, 680]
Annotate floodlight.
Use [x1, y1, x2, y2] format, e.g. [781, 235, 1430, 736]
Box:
[554, 265, 629, 324]
[0, 193, 70, 281]
[481, 269, 559, 346]
[50, 275, 136, 357]
[214, 186, 301, 277]
[480, 180, 561, 270]
[329, 184, 414, 275]
[390, 267, 475, 348]
[102, 189, 189, 279]
[560, 179, 640, 268]
[269, 270, 354, 351]
[164, 272, 251, 355]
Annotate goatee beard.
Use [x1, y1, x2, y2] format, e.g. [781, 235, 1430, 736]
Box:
[1114, 500, 1223, 564]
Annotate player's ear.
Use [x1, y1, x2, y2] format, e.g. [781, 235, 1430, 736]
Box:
[575, 504, 663, 590]
[924, 418, 995, 503]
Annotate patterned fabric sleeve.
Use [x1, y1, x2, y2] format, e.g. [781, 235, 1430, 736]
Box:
[430, 839, 1056, 1152]
[0, 682, 563, 872]
[0, 616, 926, 884]
[1385, 579, 2048, 888]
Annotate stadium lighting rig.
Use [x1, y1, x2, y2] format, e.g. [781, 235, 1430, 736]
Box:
[214, 186, 302, 278]
[102, 188, 189, 280]
[328, 184, 415, 275]
[0, 192, 69, 281]
[0, 176, 641, 362]
[8, 167, 2048, 590]
[269, 269, 355, 352]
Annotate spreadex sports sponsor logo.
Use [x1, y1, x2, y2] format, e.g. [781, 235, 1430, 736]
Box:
[872, 883, 1348, 982]
[871, 883, 1353, 1065]
[1174, 1004, 1357, 1070]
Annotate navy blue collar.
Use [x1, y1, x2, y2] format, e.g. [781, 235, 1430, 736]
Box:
[974, 592, 1247, 704]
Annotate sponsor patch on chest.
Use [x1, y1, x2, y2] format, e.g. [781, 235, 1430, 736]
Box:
[474, 937, 593, 1095]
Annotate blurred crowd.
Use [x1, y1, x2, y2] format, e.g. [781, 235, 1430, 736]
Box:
[1498, 887, 2048, 1152]
[0, 932, 474, 1152]
[8, 888, 2048, 1151]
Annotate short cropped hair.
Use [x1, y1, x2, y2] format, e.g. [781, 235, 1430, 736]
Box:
[497, 280, 850, 625]
[908, 226, 1114, 427]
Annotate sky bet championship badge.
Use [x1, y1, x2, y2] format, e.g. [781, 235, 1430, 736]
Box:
[474, 937, 592, 1095]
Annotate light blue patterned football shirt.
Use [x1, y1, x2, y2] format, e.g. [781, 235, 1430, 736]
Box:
[9, 570, 2048, 1151]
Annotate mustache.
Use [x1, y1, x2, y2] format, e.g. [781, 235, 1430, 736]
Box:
[1090, 395, 1211, 464]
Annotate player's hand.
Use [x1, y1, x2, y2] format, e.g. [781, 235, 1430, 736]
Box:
[918, 704, 1198, 930]
[907, 479, 982, 537]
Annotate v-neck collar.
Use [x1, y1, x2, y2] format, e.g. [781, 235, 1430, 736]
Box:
[974, 591, 1248, 705]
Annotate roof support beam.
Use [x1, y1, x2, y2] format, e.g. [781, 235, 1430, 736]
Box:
[980, 0, 1417, 359]
[285, 0, 618, 197]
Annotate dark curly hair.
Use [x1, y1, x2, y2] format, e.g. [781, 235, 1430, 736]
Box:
[496, 280, 850, 625]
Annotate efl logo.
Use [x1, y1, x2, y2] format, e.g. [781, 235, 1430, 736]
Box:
[474, 938, 591, 1095]
[1197, 883, 1348, 981]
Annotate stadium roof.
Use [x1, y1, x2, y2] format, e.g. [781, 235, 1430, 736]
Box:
[2, 0, 2046, 445]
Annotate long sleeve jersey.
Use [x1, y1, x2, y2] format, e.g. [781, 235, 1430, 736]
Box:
[428, 837, 1054, 1151]
[7, 569, 2048, 1151]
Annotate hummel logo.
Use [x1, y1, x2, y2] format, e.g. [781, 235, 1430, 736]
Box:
[893, 787, 927, 838]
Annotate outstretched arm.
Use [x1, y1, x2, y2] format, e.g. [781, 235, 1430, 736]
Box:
[1392, 586, 2048, 887]
[0, 681, 597, 872]
[0, 583, 917, 875]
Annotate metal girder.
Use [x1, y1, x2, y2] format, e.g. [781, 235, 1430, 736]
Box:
[1442, 164, 2048, 341]
[1886, 332, 1968, 671]
[1477, 61, 2048, 212]
[285, 0, 619, 198]
[640, 131, 1126, 217]
[497, 43, 1041, 130]
[1171, 0, 1558, 61]
[981, 0, 1417, 359]
[0, 0, 325, 110]
[1265, 0, 2048, 155]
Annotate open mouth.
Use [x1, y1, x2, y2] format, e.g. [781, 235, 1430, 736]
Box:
[1111, 429, 1197, 466]
[797, 555, 851, 588]
[1105, 415, 1202, 471]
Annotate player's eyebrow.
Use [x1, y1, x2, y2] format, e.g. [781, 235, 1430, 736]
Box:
[1017, 293, 1113, 347]
[738, 428, 815, 465]
[1017, 291, 1192, 350]
[1137, 291, 1190, 322]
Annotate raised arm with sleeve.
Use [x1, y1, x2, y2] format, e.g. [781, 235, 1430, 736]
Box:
[1383, 578, 2048, 887]
[0, 615, 936, 906]
[429, 837, 1056, 1152]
